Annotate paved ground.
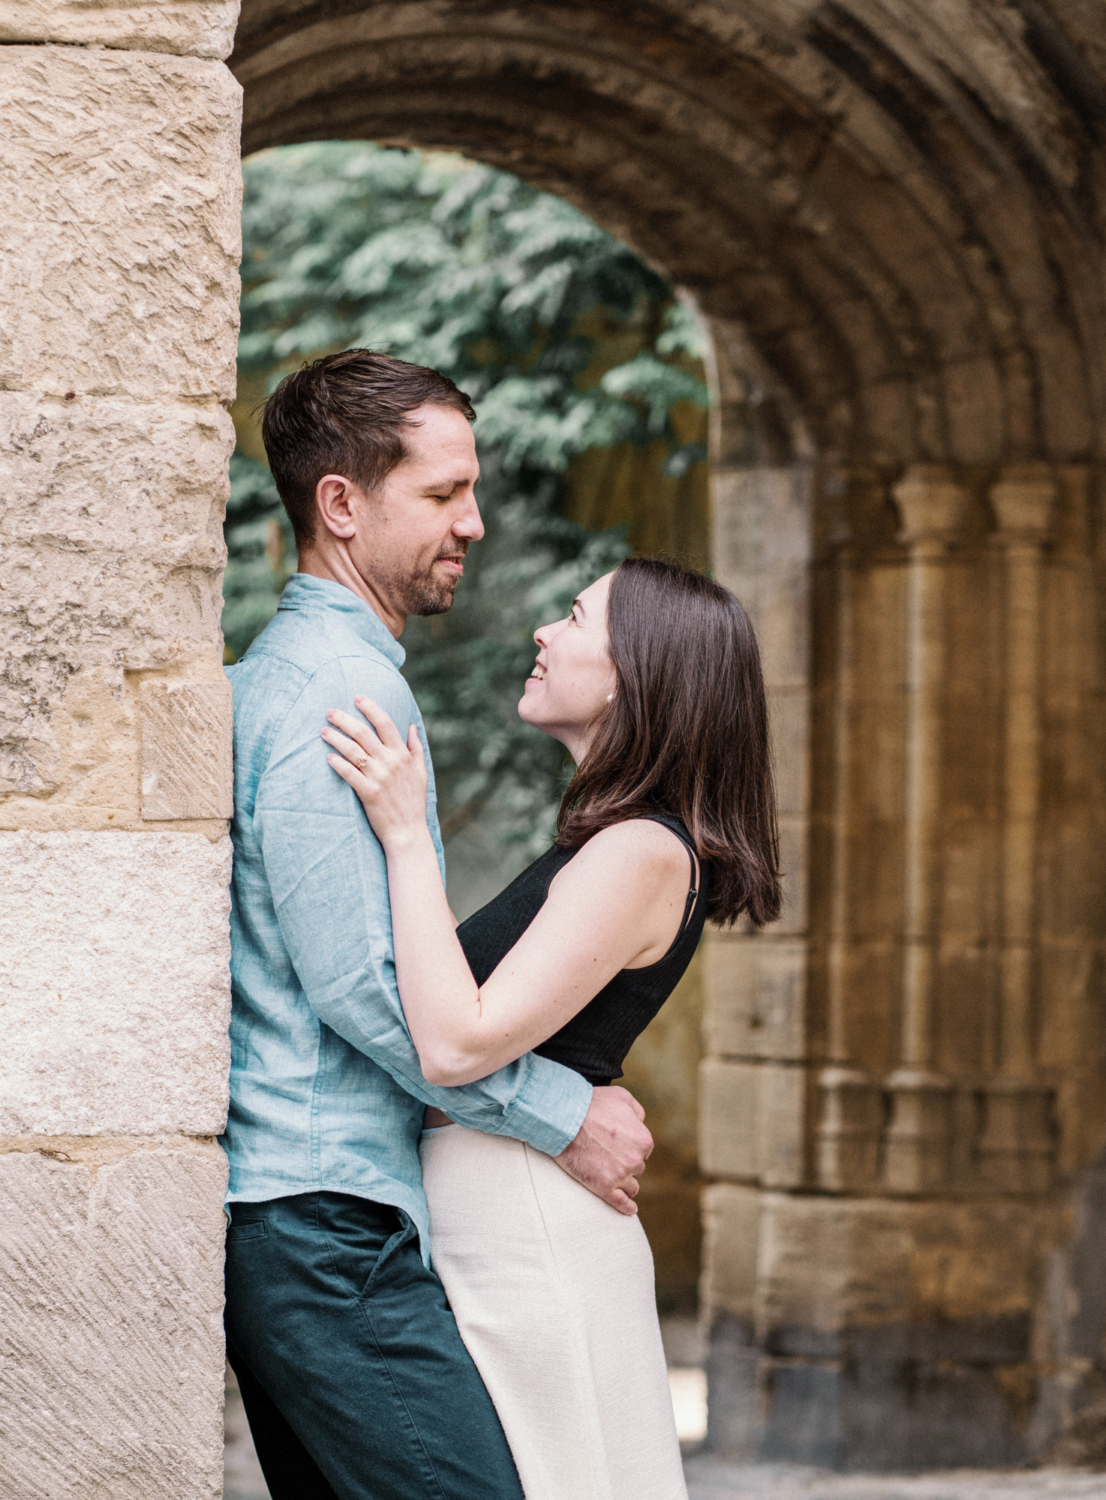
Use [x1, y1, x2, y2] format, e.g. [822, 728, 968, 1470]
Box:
[682, 1457, 1106, 1500]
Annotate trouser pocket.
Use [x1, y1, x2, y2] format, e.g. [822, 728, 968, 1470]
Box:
[361, 1209, 420, 1299]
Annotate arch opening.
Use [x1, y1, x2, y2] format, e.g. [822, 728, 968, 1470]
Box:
[224, 135, 739, 1319]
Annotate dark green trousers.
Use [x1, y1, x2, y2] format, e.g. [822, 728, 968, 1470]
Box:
[224, 1193, 524, 1500]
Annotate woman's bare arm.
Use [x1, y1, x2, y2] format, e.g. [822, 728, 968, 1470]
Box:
[323, 700, 691, 1086]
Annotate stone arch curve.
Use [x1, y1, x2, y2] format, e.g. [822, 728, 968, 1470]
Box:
[233, 0, 1106, 470]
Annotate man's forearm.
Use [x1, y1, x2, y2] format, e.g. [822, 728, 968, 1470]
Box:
[431, 1052, 593, 1158]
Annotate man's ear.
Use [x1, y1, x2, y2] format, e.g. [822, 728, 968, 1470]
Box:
[315, 474, 361, 540]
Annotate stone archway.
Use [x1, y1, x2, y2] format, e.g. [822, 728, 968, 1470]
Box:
[232, 0, 1106, 1467]
[2, 2, 1105, 1491]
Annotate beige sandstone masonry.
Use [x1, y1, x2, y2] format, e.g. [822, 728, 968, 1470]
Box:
[5, 0, 1106, 1483]
[0, 8, 240, 1498]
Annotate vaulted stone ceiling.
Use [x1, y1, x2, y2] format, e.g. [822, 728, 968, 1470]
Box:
[232, 1, 1106, 471]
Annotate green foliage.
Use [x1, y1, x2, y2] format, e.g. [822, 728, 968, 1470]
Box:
[223, 453, 292, 663]
[226, 141, 708, 853]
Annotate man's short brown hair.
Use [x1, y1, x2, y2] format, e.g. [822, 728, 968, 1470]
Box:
[260, 349, 476, 546]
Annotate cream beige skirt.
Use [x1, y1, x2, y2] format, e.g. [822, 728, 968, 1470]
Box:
[419, 1123, 688, 1500]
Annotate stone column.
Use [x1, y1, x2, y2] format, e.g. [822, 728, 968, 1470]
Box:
[702, 447, 1106, 1468]
[0, 6, 241, 1496]
[977, 465, 1057, 1194]
[696, 326, 815, 1456]
[881, 466, 966, 1194]
[814, 471, 883, 1193]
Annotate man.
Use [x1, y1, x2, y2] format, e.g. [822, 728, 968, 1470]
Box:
[221, 349, 653, 1500]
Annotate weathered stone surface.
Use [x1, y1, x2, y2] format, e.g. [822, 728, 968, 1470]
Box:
[741, 1192, 1056, 1334]
[0, 831, 231, 1135]
[0, 48, 241, 400]
[775, 812, 809, 935]
[685, 1456, 1106, 1494]
[0, 0, 240, 58]
[0, 395, 232, 813]
[0, 1142, 226, 1499]
[701, 1183, 761, 1323]
[141, 681, 233, 821]
[1, 0, 1102, 1475]
[712, 465, 811, 691]
[704, 935, 806, 1061]
[699, 1058, 806, 1187]
[703, 1192, 1068, 1467]
[620, 951, 705, 1309]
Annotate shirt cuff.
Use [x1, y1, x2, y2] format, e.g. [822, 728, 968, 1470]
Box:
[498, 1053, 593, 1157]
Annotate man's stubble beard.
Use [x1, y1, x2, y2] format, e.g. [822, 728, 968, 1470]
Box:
[392, 546, 468, 618]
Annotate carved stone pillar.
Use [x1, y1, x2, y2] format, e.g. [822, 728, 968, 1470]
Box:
[882, 467, 966, 1193]
[977, 465, 1057, 1193]
[815, 471, 882, 1191]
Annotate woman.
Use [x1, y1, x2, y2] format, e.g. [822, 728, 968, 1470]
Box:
[322, 557, 780, 1500]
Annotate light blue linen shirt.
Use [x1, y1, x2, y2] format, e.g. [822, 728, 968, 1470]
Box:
[220, 573, 592, 1256]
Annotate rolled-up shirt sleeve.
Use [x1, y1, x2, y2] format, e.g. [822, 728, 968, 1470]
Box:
[253, 654, 592, 1158]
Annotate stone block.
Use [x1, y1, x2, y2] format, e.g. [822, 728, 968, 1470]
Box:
[0, 831, 231, 1134]
[0, 1143, 226, 1499]
[751, 1324, 1029, 1469]
[705, 1315, 761, 1459]
[755, 1195, 913, 1334]
[0, 0, 240, 58]
[753, 1194, 1052, 1335]
[141, 681, 233, 821]
[699, 1058, 806, 1186]
[703, 1191, 1064, 1468]
[775, 812, 808, 933]
[0, 394, 232, 805]
[756, 1063, 808, 1186]
[713, 465, 812, 582]
[0, 48, 241, 400]
[712, 464, 811, 689]
[704, 934, 806, 1060]
[701, 1182, 761, 1322]
[770, 684, 809, 817]
[758, 1364, 845, 1467]
[700, 1058, 759, 1180]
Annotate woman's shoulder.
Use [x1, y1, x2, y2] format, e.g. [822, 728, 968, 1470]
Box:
[570, 816, 693, 881]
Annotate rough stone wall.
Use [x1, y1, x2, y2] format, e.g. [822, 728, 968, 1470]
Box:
[0, 7, 241, 1497]
[4, 0, 1106, 1479]
[701, 455, 1106, 1467]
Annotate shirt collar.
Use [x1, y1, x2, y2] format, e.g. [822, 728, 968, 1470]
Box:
[277, 573, 406, 669]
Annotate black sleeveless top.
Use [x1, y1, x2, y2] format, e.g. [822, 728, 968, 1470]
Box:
[456, 813, 708, 1086]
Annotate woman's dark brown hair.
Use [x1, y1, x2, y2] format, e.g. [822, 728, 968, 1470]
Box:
[557, 557, 782, 927]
